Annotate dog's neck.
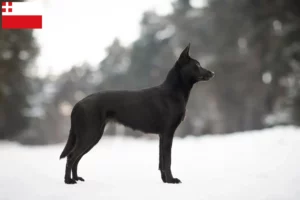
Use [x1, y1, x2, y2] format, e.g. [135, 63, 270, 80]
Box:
[162, 62, 193, 102]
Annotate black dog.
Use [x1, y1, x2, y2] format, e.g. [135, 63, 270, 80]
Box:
[60, 44, 214, 184]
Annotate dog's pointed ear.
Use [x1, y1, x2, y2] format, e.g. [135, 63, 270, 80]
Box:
[178, 43, 190, 63]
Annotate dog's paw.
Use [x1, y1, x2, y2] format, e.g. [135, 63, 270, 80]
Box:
[165, 178, 182, 184]
[65, 178, 77, 184]
[74, 177, 85, 182]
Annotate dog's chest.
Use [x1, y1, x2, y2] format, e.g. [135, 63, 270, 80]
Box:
[180, 109, 186, 122]
[167, 96, 187, 123]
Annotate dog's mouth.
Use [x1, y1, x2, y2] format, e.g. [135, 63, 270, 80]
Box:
[198, 72, 214, 81]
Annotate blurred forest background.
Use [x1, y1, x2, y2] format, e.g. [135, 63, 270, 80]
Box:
[1, 0, 300, 145]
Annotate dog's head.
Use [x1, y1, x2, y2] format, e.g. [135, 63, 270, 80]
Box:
[177, 44, 214, 84]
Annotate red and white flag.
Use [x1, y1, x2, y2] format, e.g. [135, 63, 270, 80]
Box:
[2, 1, 43, 29]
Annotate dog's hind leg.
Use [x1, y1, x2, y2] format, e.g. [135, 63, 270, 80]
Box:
[65, 139, 92, 184]
[64, 153, 77, 184]
[64, 125, 101, 184]
[64, 123, 99, 184]
[71, 123, 105, 182]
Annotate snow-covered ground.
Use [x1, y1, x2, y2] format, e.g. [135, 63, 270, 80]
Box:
[1, 126, 300, 200]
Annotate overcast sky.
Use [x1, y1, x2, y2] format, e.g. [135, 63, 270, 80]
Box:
[33, 0, 173, 77]
[33, 0, 205, 77]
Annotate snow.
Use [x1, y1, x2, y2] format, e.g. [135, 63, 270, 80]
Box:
[1, 126, 300, 200]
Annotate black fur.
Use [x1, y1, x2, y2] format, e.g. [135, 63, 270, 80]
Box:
[60, 44, 214, 184]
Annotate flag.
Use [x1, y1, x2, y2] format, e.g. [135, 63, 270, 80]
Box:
[2, 1, 43, 29]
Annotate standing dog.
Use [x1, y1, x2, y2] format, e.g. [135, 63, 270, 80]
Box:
[60, 44, 214, 184]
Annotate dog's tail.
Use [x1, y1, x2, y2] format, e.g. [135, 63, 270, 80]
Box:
[59, 129, 76, 159]
[60, 104, 80, 159]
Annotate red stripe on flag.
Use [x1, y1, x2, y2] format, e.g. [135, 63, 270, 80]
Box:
[2, 15, 42, 29]
[2, 2, 13, 7]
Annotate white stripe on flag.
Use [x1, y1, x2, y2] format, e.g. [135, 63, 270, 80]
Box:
[2, 2, 43, 16]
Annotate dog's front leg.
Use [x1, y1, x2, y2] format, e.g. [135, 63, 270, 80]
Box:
[159, 135, 166, 182]
[159, 132, 181, 184]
